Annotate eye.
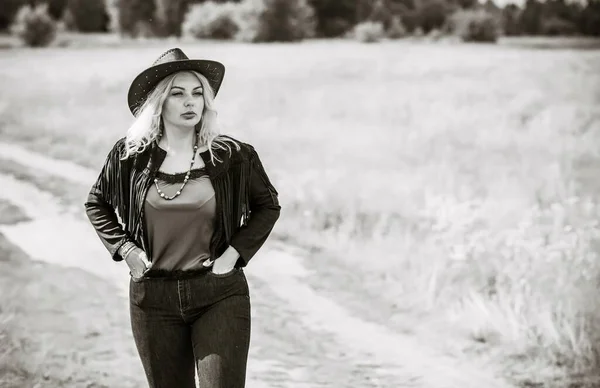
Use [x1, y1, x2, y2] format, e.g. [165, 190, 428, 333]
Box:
[194, 92, 203, 96]
[171, 92, 183, 96]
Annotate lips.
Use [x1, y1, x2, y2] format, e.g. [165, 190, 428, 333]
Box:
[181, 112, 196, 118]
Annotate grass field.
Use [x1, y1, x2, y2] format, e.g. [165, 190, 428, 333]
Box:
[1, 36, 600, 385]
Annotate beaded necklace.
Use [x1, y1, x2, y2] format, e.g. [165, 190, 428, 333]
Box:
[154, 131, 200, 201]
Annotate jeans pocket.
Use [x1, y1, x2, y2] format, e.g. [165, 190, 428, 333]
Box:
[208, 267, 240, 279]
[130, 272, 146, 283]
[129, 278, 147, 306]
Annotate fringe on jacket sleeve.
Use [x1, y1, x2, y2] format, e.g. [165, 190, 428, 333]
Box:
[84, 138, 134, 261]
[228, 145, 281, 265]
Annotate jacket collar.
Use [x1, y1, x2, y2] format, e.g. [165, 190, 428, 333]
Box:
[139, 140, 231, 178]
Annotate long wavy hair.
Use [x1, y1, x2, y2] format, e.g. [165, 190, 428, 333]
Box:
[121, 70, 239, 163]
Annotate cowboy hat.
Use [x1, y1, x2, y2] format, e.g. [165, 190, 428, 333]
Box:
[127, 47, 225, 115]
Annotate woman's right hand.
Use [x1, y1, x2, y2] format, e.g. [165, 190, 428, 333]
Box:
[125, 248, 152, 278]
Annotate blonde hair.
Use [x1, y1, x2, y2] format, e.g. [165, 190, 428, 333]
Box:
[122, 70, 238, 163]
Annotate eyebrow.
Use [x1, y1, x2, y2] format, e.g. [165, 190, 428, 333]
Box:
[171, 86, 203, 91]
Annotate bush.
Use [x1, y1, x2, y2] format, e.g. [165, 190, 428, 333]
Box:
[368, 0, 394, 30]
[66, 0, 109, 32]
[580, 0, 600, 37]
[542, 17, 579, 36]
[155, 0, 188, 37]
[417, 0, 448, 33]
[47, 0, 68, 20]
[387, 16, 407, 38]
[320, 16, 352, 37]
[183, 2, 239, 40]
[307, 0, 355, 37]
[234, 0, 266, 42]
[400, 11, 421, 33]
[236, 0, 316, 42]
[366, 0, 408, 39]
[105, 0, 120, 32]
[117, 0, 156, 37]
[0, 0, 26, 31]
[62, 7, 76, 31]
[10, 4, 57, 47]
[448, 9, 499, 43]
[426, 27, 444, 41]
[351, 21, 385, 43]
[501, 4, 522, 36]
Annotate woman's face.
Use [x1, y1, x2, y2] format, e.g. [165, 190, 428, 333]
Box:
[162, 72, 204, 129]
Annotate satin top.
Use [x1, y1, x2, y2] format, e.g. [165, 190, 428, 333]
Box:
[144, 168, 216, 271]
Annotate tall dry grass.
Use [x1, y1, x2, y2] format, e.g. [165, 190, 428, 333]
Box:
[1, 39, 599, 383]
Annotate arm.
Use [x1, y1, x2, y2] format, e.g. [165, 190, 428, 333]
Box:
[229, 147, 281, 266]
[84, 138, 134, 262]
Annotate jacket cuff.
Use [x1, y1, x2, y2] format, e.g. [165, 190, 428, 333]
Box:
[228, 241, 251, 266]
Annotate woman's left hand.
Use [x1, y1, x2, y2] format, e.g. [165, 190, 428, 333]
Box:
[210, 255, 238, 274]
[210, 262, 234, 274]
[207, 246, 241, 274]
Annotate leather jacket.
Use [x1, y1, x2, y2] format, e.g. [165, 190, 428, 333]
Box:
[84, 135, 281, 267]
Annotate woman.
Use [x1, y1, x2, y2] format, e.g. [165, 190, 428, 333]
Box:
[84, 48, 281, 388]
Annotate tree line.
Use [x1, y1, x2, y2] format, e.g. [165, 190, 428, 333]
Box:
[2, 0, 599, 40]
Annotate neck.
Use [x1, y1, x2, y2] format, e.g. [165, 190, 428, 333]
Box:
[160, 124, 196, 154]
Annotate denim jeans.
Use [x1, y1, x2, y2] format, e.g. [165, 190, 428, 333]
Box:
[129, 267, 251, 388]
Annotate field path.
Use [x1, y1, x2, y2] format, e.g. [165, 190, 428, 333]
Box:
[0, 141, 514, 388]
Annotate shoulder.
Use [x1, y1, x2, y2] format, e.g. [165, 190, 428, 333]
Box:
[216, 135, 258, 162]
[108, 136, 127, 155]
[104, 137, 138, 166]
[108, 136, 148, 159]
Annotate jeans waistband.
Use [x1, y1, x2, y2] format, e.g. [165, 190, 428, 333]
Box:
[138, 267, 210, 281]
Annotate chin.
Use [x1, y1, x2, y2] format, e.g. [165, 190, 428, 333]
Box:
[179, 118, 201, 127]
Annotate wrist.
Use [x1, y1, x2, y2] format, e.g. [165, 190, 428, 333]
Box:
[216, 252, 238, 267]
[224, 246, 240, 260]
[222, 246, 240, 263]
[119, 241, 136, 259]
